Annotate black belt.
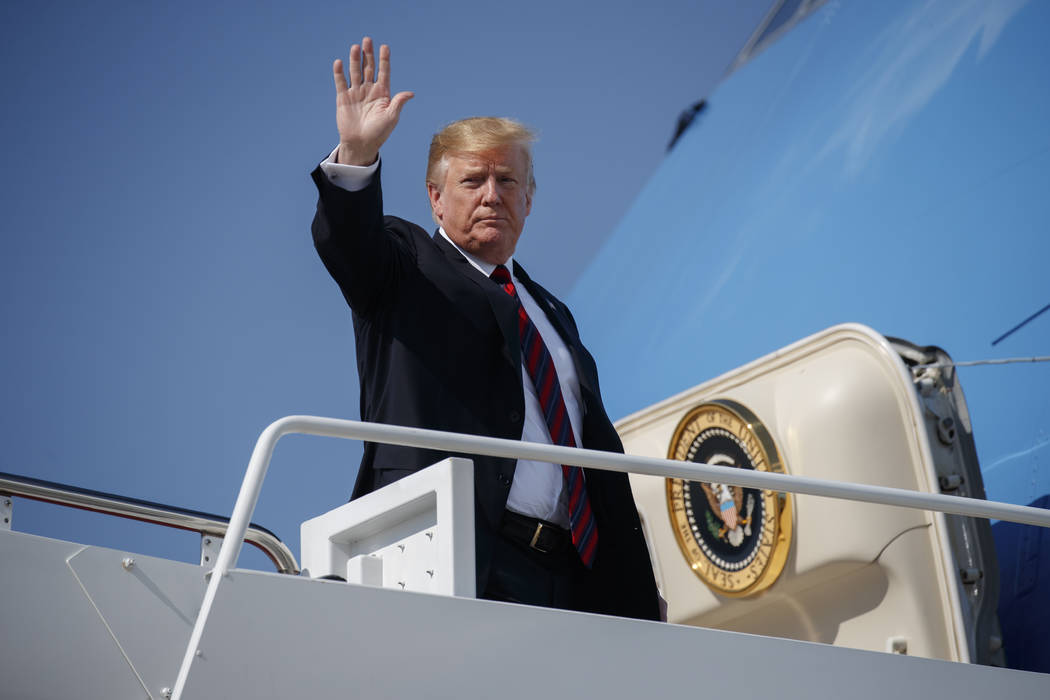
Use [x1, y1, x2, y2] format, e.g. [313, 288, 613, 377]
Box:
[501, 510, 572, 555]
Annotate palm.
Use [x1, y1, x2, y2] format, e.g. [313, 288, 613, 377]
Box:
[332, 38, 414, 165]
[337, 82, 394, 149]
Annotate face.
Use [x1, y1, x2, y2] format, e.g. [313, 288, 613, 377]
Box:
[427, 146, 533, 265]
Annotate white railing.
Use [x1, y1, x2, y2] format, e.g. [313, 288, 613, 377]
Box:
[0, 471, 298, 573]
[171, 415, 1050, 699]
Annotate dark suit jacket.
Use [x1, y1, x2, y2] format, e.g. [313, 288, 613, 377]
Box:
[311, 161, 659, 620]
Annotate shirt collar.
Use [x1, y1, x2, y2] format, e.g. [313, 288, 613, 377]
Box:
[438, 227, 514, 279]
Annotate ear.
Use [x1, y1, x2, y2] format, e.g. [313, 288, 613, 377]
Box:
[426, 181, 444, 221]
[524, 188, 532, 217]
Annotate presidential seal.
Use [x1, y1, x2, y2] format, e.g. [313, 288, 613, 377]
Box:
[666, 399, 792, 597]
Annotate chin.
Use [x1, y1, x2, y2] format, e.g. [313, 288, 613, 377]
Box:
[473, 223, 507, 236]
[468, 229, 507, 249]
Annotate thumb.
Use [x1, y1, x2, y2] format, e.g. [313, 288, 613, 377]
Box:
[390, 91, 415, 117]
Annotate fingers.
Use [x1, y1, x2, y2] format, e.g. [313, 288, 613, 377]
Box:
[362, 36, 375, 84]
[377, 44, 391, 90]
[390, 91, 414, 117]
[332, 59, 348, 94]
[341, 37, 392, 92]
[348, 43, 361, 89]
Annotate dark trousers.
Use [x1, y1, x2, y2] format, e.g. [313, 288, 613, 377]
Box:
[482, 513, 591, 612]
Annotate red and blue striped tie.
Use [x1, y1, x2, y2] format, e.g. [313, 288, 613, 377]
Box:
[491, 264, 598, 568]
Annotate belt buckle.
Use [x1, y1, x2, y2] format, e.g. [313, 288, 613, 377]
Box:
[529, 521, 553, 554]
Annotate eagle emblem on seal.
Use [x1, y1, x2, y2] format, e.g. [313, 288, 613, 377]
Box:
[666, 400, 793, 597]
[700, 477, 755, 547]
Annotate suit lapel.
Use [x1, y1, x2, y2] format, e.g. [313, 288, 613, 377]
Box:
[432, 232, 521, 369]
[430, 232, 597, 400]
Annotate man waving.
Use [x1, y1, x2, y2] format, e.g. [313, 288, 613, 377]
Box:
[311, 37, 660, 620]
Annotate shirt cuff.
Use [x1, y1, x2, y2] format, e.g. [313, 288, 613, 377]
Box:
[319, 145, 379, 192]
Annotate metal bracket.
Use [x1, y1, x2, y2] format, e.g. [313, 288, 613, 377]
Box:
[200, 534, 223, 567]
[890, 337, 1005, 666]
[887, 636, 909, 655]
[1, 494, 11, 531]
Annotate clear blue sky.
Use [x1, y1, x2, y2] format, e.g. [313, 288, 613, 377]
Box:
[1, 0, 771, 568]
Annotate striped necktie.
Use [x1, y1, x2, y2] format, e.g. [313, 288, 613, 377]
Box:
[490, 264, 598, 568]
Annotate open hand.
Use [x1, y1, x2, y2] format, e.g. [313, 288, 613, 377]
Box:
[333, 37, 414, 166]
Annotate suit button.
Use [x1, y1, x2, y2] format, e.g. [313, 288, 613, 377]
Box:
[498, 474, 511, 486]
[509, 411, 520, 422]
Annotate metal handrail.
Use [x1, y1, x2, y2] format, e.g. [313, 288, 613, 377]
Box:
[0, 471, 298, 574]
[171, 414, 1050, 699]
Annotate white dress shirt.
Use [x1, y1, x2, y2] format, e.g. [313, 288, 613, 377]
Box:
[320, 149, 579, 527]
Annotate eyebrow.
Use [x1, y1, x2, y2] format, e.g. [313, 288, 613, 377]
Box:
[459, 166, 517, 177]
[475, 166, 516, 175]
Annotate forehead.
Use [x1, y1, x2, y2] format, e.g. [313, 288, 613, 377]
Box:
[445, 146, 529, 173]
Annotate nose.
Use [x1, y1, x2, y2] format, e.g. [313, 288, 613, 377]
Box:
[481, 176, 501, 205]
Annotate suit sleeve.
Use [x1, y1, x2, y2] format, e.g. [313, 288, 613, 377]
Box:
[310, 160, 414, 317]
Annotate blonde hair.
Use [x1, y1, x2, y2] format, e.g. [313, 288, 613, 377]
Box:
[426, 117, 537, 194]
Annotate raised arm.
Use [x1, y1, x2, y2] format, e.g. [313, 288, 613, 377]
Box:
[333, 37, 414, 166]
